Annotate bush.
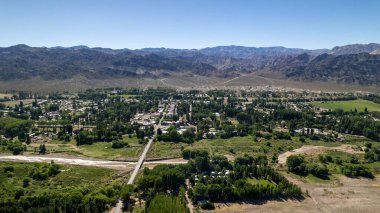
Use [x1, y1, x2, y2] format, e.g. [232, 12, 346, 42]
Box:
[341, 164, 374, 179]
[318, 155, 333, 164]
[182, 149, 209, 159]
[287, 155, 306, 174]
[138, 138, 148, 145]
[7, 140, 24, 155]
[4, 166, 14, 173]
[273, 131, 291, 140]
[111, 140, 128, 149]
[263, 134, 272, 140]
[307, 164, 329, 178]
[199, 201, 215, 210]
[22, 178, 31, 187]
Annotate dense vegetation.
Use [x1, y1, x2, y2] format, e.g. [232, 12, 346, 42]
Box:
[0, 162, 124, 213]
[137, 152, 302, 210]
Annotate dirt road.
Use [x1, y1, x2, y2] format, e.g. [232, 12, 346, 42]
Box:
[0, 155, 187, 169]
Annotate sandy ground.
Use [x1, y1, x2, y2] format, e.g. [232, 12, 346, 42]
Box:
[0, 154, 136, 170]
[278, 144, 362, 165]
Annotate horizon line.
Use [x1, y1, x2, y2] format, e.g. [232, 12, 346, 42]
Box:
[2, 42, 380, 51]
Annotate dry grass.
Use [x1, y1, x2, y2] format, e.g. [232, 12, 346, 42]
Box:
[3, 99, 34, 107]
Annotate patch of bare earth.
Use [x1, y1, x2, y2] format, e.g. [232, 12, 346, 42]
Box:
[278, 144, 362, 165]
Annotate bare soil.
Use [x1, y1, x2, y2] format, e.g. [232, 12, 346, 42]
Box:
[278, 144, 362, 165]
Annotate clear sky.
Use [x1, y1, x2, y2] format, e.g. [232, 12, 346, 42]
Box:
[0, 0, 379, 49]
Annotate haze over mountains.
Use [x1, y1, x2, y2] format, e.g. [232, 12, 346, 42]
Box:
[1, 43, 379, 86]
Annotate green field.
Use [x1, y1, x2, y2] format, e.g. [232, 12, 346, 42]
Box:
[246, 177, 275, 187]
[311, 99, 380, 112]
[71, 135, 144, 160]
[190, 136, 305, 157]
[24, 135, 144, 160]
[148, 141, 189, 159]
[148, 136, 365, 160]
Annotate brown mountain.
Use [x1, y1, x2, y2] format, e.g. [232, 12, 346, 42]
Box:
[0, 44, 379, 86]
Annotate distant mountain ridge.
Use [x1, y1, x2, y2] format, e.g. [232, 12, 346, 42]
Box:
[0, 43, 379, 86]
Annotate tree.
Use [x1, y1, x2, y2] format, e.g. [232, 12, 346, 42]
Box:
[157, 128, 162, 135]
[39, 144, 46, 154]
[121, 185, 134, 210]
[286, 155, 306, 174]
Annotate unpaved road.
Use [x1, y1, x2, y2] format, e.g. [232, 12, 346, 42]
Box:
[278, 144, 362, 165]
[0, 155, 135, 170]
[0, 155, 187, 170]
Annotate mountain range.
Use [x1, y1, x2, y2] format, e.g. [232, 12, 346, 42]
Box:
[0, 43, 379, 86]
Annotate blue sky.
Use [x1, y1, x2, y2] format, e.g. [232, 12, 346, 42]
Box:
[0, 0, 379, 49]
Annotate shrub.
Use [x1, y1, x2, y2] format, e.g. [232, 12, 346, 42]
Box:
[182, 149, 209, 160]
[341, 165, 374, 179]
[274, 131, 291, 140]
[287, 155, 306, 174]
[307, 164, 329, 178]
[111, 140, 128, 149]
[4, 166, 14, 173]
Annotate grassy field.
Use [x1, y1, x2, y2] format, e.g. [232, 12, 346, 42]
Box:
[189, 136, 305, 158]
[0, 162, 116, 198]
[246, 177, 275, 187]
[24, 135, 144, 160]
[311, 99, 380, 112]
[147, 136, 371, 160]
[148, 142, 189, 159]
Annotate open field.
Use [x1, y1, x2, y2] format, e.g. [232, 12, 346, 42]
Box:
[148, 136, 373, 161]
[23, 135, 145, 161]
[277, 144, 363, 165]
[311, 99, 380, 112]
[79, 140, 144, 161]
[0, 93, 13, 99]
[147, 141, 189, 159]
[3, 99, 34, 107]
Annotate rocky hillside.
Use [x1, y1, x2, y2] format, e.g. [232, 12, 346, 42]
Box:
[284, 53, 380, 85]
[0, 43, 379, 86]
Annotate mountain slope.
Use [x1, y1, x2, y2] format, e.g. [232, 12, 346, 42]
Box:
[284, 53, 380, 85]
[0, 45, 217, 80]
[328, 43, 380, 55]
[0, 44, 379, 86]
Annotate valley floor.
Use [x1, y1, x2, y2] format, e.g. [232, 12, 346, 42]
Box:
[0, 72, 378, 93]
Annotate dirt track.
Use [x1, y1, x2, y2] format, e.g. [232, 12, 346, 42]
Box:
[0, 155, 187, 170]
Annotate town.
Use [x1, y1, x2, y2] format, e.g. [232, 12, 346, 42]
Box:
[0, 88, 379, 212]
